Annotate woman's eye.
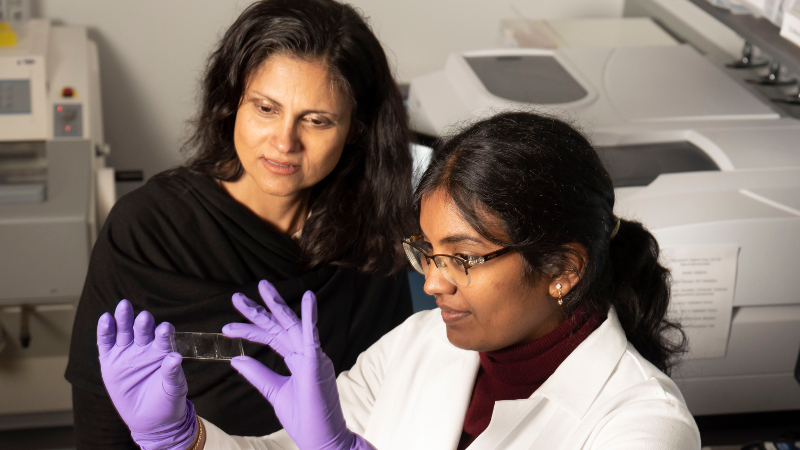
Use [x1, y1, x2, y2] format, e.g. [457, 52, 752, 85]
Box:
[305, 116, 331, 127]
[452, 256, 468, 268]
[256, 104, 275, 114]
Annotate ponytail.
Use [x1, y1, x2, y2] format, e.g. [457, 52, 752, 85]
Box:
[606, 219, 686, 374]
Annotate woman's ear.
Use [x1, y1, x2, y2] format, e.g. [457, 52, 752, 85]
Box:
[549, 242, 587, 298]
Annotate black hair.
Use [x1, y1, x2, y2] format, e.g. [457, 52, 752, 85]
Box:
[182, 0, 413, 273]
[415, 111, 686, 373]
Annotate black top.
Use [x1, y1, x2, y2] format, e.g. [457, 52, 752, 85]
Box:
[65, 170, 412, 448]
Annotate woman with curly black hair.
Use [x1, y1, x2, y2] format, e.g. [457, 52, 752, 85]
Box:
[65, 1, 415, 448]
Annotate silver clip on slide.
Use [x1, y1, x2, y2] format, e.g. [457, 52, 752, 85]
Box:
[169, 332, 244, 361]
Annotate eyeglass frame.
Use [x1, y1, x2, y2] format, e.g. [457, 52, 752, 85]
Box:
[402, 234, 516, 284]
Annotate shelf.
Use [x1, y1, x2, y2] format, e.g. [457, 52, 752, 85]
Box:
[688, 0, 800, 76]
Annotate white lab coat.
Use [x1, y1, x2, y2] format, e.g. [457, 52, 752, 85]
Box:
[202, 307, 701, 450]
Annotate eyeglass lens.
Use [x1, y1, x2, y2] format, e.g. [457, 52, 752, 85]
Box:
[402, 242, 471, 287]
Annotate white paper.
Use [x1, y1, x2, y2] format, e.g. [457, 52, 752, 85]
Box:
[662, 245, 740, 359]
[781, 4, 800, 48]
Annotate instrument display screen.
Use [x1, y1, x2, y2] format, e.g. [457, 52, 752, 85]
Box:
[0, 79, 31, 114]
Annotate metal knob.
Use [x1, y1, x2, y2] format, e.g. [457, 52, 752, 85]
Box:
[727, 41, 768, 69]
[746, 61, 798, 86]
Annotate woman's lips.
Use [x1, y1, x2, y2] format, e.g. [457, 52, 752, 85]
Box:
[262, 157, 300, 175]
[439, 304, 471, 324]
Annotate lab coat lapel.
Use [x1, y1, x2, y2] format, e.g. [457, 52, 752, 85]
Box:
[466, 396, 545, 449]
[535, 307, 628, 418]
[417, 344, 480, 450]
[472, 307, 629, 449]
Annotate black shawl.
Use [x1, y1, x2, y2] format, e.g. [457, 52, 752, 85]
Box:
[66, 170, 412, 447]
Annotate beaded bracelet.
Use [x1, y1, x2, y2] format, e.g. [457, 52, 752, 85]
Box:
[191, 416, 204, 450]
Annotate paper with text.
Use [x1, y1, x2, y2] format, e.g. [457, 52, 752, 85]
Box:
[662, 245, 740, 359]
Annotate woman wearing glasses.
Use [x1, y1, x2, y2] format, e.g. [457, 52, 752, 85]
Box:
[94, 112, 701, 449]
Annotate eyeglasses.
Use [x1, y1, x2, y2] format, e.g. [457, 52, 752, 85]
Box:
[402, 235, 515, 287]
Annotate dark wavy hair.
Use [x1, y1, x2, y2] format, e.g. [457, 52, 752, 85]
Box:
[416, 111, 686, 373]
[182, 0, 412, 273]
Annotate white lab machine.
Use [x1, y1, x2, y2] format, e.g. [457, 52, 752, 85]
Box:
[499, 16, 678, 49]
[408, 42, 800, 415]
[0, 19, 113, 427]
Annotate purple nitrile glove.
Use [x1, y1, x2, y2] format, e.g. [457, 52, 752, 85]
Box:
[222, 280, 375, 450]
[97, 299, 197, 450]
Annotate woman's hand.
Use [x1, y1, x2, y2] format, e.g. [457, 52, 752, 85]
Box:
[223, 280, 374, 450]
[97, 300, 198, 450]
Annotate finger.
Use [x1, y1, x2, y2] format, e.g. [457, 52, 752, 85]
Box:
[153, 322, 175, 353]
[258, 280, 299, 330]
[232, 293, 281, 331]
[97, 313, 117, 356]
[231, 292, 266, 311]
[232, 293, 298, 355]
[114, 300, 135, 347]
[222, 322, 276, 345]
[301, 290, 320, 358]
[222, 322, 291, 357]
[133, 311, 155, 347]
[233, 291, 266, 312]
[160, 352, 188, 398]
[231, 356, 288, 405]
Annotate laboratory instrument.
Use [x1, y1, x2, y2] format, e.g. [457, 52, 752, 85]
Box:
[0, 18, 113, 427]
[407, 30, 800, 416]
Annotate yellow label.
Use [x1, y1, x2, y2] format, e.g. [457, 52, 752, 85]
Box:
[0, 22, 17, 47]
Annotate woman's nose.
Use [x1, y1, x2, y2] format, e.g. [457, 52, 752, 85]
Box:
[272, 120, 299, 153]
[423, 264, 456, 297]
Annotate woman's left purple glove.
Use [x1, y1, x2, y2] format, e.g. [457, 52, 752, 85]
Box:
[97, 299, 197, 450]
[222, 280, 375, 450]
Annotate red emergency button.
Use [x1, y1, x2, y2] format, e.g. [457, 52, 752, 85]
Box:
[61, 87, 74, 98]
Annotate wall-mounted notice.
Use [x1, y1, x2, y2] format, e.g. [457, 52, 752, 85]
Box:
[661, 245, 740, 360]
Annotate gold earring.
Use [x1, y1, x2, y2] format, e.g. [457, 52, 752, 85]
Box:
[556, 283, 563, 306]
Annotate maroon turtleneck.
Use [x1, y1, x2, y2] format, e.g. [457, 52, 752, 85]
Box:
[456, 306, 605, 450]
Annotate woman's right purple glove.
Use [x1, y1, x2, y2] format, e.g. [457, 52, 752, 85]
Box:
[97, 299, 197, 450]
[222, 280, 374, 450]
